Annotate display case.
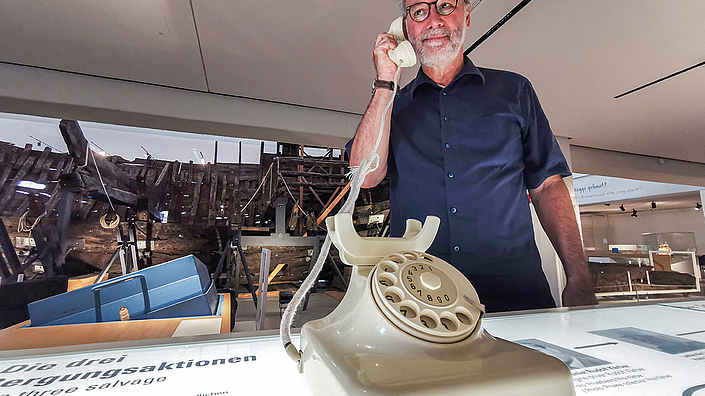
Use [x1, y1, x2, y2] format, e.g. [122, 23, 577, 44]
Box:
[642, 232, 698, 253]
[589, 250, 700, 298]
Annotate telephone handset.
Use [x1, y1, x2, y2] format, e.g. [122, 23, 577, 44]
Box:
[387, 17, 417, 68]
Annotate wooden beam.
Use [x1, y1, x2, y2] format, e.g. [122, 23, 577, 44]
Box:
[300, 176, 325, 208]
[267, 263, 287, 283]
[279, 170, 347, 179]
[316, 180, 352, 226]
[323, 186, 341, 210]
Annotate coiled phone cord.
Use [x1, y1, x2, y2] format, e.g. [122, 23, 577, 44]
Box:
[280, 66, 403, 364]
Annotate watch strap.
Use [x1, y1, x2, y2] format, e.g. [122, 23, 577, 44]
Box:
[372, 79, 399, 94]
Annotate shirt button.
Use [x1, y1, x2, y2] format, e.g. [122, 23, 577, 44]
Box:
[448, 172, 454, 179]
[443, 116, 448, 121]
[442, 92, 447, 96]
[450, 207, 457, 214]
[445, 143, 451, 149]
[453, 245, 460, 252]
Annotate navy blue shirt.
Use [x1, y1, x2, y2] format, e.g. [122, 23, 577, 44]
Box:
[387, 58, 570, 281]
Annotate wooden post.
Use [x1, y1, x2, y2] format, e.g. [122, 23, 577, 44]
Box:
[298, 145, 304, 234]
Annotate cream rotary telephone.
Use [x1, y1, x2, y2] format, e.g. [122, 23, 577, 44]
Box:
[298, 213, 575, 396]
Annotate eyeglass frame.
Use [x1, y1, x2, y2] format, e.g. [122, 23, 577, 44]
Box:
[405, 0, 459, 23]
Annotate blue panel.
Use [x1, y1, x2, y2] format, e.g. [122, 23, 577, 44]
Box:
[27, 255, 217, 327]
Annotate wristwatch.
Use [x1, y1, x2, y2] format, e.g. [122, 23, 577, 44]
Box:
[372, 78, 398, 94]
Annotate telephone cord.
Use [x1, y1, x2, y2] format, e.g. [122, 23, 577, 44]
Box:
[280, 66, 402, 364]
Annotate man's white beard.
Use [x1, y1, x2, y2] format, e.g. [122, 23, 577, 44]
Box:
[410, 24, 466, 69]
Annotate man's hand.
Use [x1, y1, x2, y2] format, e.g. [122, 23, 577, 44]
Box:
[373, 33, 401, 81]
[562, 279, 598, 307]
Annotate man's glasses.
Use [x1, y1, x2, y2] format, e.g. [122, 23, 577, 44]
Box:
[406, 0, 458, 23]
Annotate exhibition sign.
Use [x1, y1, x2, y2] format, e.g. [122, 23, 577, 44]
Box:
[573, 175, 701, 205]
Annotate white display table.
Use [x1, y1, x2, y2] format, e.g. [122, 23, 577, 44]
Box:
[1, 299, 704, 396]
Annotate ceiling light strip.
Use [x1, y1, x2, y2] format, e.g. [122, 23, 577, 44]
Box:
[189, 0, 211, 92]
[464, 0, 533, 55]
[614, 60, 705, 99]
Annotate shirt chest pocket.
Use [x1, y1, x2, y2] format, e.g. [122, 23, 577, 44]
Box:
[453, 113, 523, 160]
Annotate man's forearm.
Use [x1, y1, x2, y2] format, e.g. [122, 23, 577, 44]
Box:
[530, 175, 597, 305]
[350, 89, 394, 188]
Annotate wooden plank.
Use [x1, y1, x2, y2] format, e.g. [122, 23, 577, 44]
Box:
[167, 167, 183, 223]
[31, 147, 52, 174]
[207, 172, 218, 228]
[219, 173, 227, 221]
[0, 153, 37, 214]
[229, 177, 240, 224]
[13, 143, 33, 170]
[0, 151, 19, 190]
[279, 157, 348, 167]
[170, 160, 180, 184]
[154, 162, 170, 187]
[140, 159, 151, 179]
[36, 151, 57, 183]
[188, 172, 204, 225]
[173, 168, 189, 223]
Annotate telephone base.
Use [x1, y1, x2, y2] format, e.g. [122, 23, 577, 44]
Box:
[299, 266, 575, 396]
[302, 329, 574, 396]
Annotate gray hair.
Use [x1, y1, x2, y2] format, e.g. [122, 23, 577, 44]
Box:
[398, 0, 482, 15]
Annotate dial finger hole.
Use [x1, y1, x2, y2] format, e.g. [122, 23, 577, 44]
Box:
[419, 314, 437, 329]
[377, 273, 396, 287]
[379, 261, 397, 273]
[388, 253, 405, 264]
[384, 289, 402, 304]
[403, 251, 419, 260]
[440, 316, 458, 332]
[455, 308, 475, 326]
[398, 303, 417, 319]
[420, 254, 433, 262]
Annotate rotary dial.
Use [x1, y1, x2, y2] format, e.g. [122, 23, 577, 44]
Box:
[371, 250, 484, 343]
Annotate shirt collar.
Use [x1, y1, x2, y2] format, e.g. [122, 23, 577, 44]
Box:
[409, 57, 485, 97]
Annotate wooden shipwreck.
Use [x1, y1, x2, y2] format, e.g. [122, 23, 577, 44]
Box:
[0, 120, 396, 294]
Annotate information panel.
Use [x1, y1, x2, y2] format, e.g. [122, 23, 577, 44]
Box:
[0, 301, 704, 395]
[483, 301, 705, 396]
[0, 336, 305, 396]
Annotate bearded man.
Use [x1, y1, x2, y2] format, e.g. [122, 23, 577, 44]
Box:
[348, 0, 597, 312]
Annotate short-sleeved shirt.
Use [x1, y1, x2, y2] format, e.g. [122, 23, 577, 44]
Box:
[387, 58, 571, 285]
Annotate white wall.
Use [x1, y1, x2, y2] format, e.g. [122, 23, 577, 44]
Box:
[571, 145, 705, 188]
